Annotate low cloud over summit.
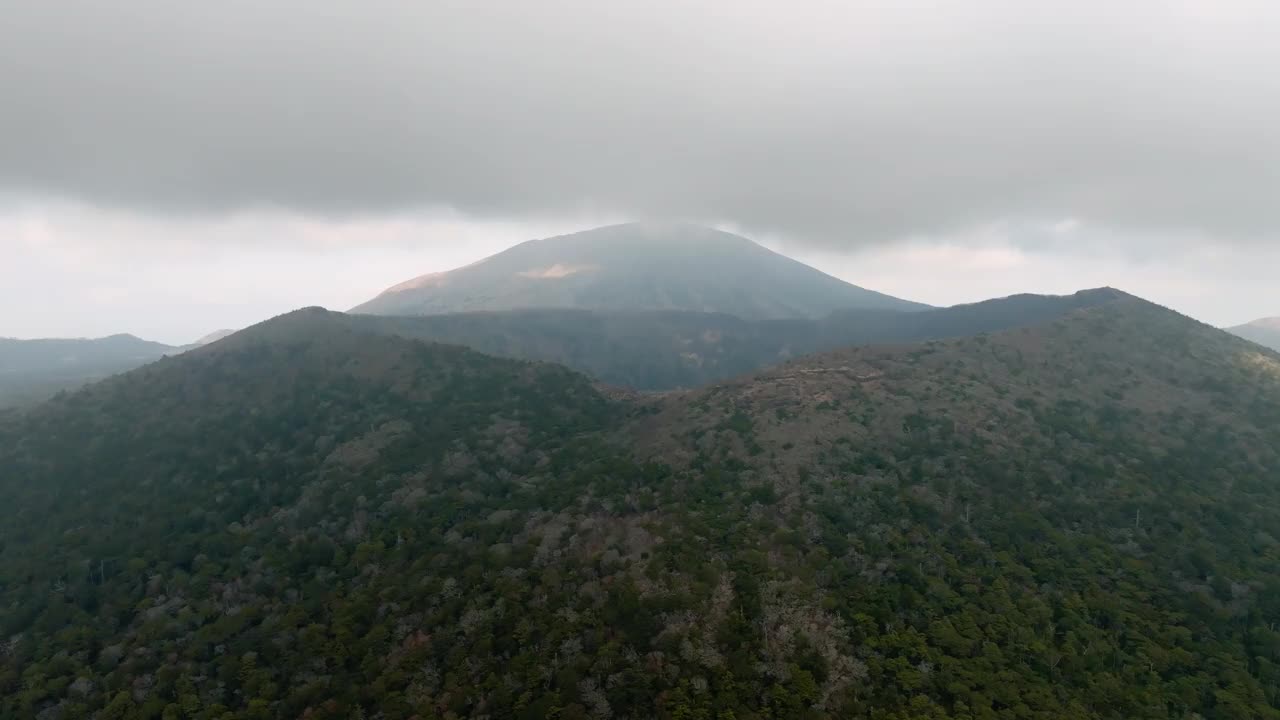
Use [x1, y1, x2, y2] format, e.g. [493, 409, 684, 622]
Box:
[2, 1, 1278, 246]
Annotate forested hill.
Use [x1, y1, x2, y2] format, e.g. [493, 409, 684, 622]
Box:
[0, 288, 1124, 408]
[354, 288, 1125, 391]
[623, 295, 1280, 717]
[3, 296, 1280, 718]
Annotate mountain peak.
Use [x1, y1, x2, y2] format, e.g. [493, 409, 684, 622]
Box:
[353, 223, 927, 318]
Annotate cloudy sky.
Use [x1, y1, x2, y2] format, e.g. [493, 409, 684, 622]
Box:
[2, 1, 1277, 343]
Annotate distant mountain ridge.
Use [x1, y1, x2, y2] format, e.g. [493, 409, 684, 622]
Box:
[0, 327, 240, 408]
[0, 334, 175, 408]
[353, 222, 929, 317]
[1229, 317, 1280, 351]
[356, 288, 1125, 389]
[0, 333, 169, 372]
[0, 290, 1123, 408]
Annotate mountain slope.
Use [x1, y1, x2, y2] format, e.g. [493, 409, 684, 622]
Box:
[0, 334, 176, 408]
[623, 294, 1280, 717]
[188, 328, 237, 347]
[356, 288, 1123, 390]
[0, 289, 1104, 409]
[1229, 317, 1280, 351]
[3, 297, 1280, 718]
[0, 309, 613, 553]
[353, 222, 928, 318]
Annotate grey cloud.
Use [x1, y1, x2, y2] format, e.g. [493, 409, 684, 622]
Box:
[2, 0, 1278, 245]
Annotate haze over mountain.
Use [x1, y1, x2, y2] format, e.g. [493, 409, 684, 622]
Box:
[353, 223, 928, 318]
[4, 291, 1280, 717]
[0, 289, 1113, 408]
[1229, 317, 1280, 352]
[0, 329, 240, 408]
[190, 328, 237, 346]
[359, 288, 1122, 390]
[0, 334, 174, 408]
[5, 3, 1278, 717]
[5, 2, 1279, 348]
[0, 285, 1201, 410]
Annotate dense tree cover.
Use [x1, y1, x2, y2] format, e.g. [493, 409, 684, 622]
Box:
[1, 299, 1279, 718]
[0, 288, 1119, 410]
[629, 297, 1280, 719]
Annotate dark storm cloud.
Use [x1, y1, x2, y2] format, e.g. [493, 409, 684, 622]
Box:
[2, 0, 1278, 244]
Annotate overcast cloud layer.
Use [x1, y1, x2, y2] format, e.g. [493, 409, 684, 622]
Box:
[4, 0, 1279, 242]
[1, 1, 1277, 340]
[4, 203, 1275, 344]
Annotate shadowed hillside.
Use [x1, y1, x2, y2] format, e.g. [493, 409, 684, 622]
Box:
[357, 288, 1124, 390]
[0, 290, 1121, 409]
[3, 296, 1280, 718]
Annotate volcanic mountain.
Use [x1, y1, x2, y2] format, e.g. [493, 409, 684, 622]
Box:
[352, 222, 928, 318]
